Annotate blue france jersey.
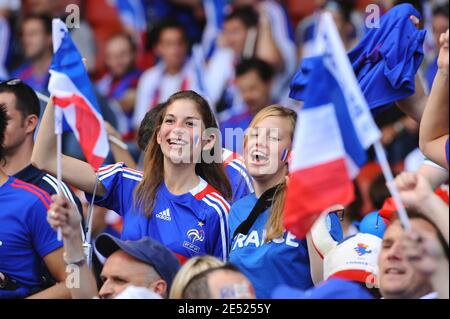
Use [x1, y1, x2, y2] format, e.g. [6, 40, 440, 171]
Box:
[222, 149, 254, 203]
[229, 193, 342, 299]
[0, 177, 63, 299]
[86, 163, 230, 262]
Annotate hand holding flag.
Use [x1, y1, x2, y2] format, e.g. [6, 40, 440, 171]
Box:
[48, 19, 109, 242]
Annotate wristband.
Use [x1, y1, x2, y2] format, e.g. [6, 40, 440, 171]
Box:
[63, 252, 86, 267]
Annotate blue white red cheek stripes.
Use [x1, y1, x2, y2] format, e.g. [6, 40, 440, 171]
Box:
[194, 134, 200, 146]
[281, 149, 289, 162]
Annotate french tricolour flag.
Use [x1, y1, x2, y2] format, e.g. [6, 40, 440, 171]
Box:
[49, 19, 109, 170]
[284, 13, 381, 239]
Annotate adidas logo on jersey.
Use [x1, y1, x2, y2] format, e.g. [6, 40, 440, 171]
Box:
[156, 209, 171, 221]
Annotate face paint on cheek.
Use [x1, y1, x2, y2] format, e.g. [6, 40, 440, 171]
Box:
[219, 282, 252, 299]
[281, 149, 289, 162]
[194, 134, 200, 147]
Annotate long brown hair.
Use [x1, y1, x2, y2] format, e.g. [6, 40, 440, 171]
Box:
[244, 105, 297, 241]
[134, 91, 232, 216]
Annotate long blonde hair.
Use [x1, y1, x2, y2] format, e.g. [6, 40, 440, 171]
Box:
[244, 105, 297, 242]
[169, 256, 224, 299]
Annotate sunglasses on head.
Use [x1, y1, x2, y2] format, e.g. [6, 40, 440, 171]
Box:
[0, 79, 22, 86]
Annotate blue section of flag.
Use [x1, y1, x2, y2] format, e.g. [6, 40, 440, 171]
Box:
[291, 55, 367, 168]
[50, 31, 101, 114]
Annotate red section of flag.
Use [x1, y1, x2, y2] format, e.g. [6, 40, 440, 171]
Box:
[284, 158, 355, 239]
[53, 95, 104, 170]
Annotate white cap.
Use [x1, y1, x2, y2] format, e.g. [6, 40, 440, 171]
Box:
[323, 233, 381, 284]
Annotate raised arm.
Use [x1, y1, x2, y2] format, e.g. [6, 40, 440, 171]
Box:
[47, 195, 99, 299]
[396, 73, 427, 123]
[395, 171, 449, 244]
[255, 6, 284, 71]
[31, 98, 105, 196]
[419, 29, 449, 170]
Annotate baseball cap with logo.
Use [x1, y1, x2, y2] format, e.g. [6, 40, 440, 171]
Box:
[95, 233, 180, 288]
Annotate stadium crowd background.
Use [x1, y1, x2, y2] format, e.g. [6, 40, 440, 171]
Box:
[0, 0, 448, 300]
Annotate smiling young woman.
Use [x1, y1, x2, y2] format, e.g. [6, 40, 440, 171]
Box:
[32, 90, 232, 263]
[228, 105, 343, 298]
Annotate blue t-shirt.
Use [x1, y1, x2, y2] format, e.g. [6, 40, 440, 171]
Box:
[228, 193, 342, 299]
[11, 62, 50, 93]
[86, 162, 230, 262]
[222, 148, 254, 203]
[14, 164, 83, 224]
[0, 177, 63, 299]
[291, 4, 426, 113]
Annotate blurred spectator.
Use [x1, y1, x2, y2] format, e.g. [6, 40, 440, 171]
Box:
[181, 264, 256, 299]
[0, 0, 20, 80]
[204, 6, 259, 117]
[233, 0, 297, 101]
[208, 2, 296, 118]
[220, 57, 274, 154]
[85, 0, 126, 75]
[11, 14, 52, 93]
[147, 0, 204, 45]
[133, 20, 201, 130]
[23, 0, 97, 74]
[378, 210, 448, 299]
[425, 3, 449, 91]
[221, 7, 258, 59]
[170, 255, 224, 299]
[97, 33, 141, 142]
[296, 0, 361, 61]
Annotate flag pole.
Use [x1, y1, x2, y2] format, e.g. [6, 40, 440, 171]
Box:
[35, 91, 50, 104]
[54, 102, 64, 241]
[373, 141, 411, 230]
